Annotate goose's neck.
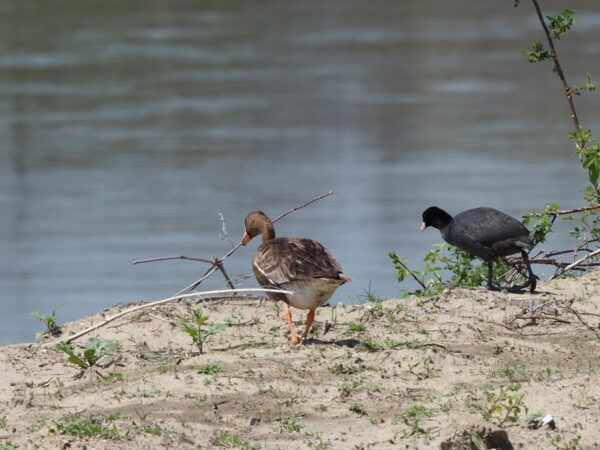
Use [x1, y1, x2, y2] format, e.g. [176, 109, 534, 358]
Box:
[260, 224, 276, 242]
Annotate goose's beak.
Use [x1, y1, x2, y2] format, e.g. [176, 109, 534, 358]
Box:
[241, 232, 251, 246]
[420, 222, 427, 232]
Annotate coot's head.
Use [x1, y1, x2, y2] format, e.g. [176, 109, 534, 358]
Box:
[421, 207, 453, 231]
[242, 211, 275, 245]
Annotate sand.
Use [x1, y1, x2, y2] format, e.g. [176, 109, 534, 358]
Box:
[1, 272, 600, 449]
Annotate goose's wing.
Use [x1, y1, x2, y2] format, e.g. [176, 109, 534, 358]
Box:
[252, 238, 346, 288]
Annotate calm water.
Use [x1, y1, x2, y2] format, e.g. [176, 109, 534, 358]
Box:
[1, 1, 600, 344]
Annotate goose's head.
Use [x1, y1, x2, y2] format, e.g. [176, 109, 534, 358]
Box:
[242, 211, 276, 245]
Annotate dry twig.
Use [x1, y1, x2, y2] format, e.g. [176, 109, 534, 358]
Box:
[550, 248, 600, 280]
[42, 288, 293, 346]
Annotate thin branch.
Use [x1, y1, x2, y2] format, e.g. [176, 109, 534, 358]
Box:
[548, 204, 600, 216]
[133, 256, 214, 265]
[213, 257, 236, 290]
[566, 306, 600, 339]
[544, 249, 588, 258]
[43, 288, 293, 347]
[531, 0, 581, 131]
[550, 248, 600, 279]
[393, 258, 428, 291]
[505, 256, 598, 269]
[271, 190, 334, 223]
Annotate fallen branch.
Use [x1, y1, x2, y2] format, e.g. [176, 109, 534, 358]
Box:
[42, 288, 293, 346]
[506, 256, 600, 269]
[550, 248, 600, 280]
[566, 306, 600, 339]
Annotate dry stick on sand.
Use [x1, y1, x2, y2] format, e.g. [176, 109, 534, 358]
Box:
[550, 248, 600, 280]
[42, 288, 293, 347]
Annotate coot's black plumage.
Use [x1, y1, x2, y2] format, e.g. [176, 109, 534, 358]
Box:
[421, 206, 537, 292]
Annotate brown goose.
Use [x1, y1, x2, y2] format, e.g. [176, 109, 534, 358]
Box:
[242, 211, 351, 344]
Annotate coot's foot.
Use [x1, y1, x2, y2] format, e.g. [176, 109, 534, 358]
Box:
[507, 276, 537, 293]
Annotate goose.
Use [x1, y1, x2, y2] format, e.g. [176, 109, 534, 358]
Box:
[242, 211, 351, 344]
[421, 206, 537, 292]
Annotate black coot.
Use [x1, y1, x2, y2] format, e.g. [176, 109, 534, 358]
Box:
[421, 206, 537, 292]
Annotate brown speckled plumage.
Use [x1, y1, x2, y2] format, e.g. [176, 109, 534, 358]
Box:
[252, 237, 349, 304]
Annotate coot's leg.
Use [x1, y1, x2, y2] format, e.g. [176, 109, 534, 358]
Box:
[522, 250, 537, 293]
[487, 261, 494, 290]
[508, 251, 538, 293]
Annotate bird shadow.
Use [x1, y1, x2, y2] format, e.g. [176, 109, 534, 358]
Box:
[303, 337, 368, 349]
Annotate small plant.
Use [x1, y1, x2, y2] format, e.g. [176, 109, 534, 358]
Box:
[391, 240, 531, 295]
[535, 367, 560, 382]
[211, 430, 249, 449]
[0, 413, 6, 430]
[408, 355, 439, 381]
[306, 432, 332, 450]
[389, 251, 444, 297]
[360, 283, 385, 316]
[347, 322, 366, 332]
[101, 372, 124, 383]
[279, 418, 304, 433]
[194, 394, 208, 407]
[56, 338, 119, 378]
[394, 404, 435, 437]
[349, 402, 367, 415]
[363, 339, 382, 351]
[31, 307, 61, 340]
[54, 414, 119, 439]
[135, 424, 164, 436]
[495, 364, 526, 382]
[328, 361, 365, 376]
[179, 308, 226, 354]
[469, 384, 528, 427]
[197, 364, 222, 375]
[338, 381, 361, 399]
[551, 433, 583, 450]
[0, 443, 15, 450]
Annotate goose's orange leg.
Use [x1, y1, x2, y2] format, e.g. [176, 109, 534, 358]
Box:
[300, 309, 316, 341]
[283, 305, 301, 344]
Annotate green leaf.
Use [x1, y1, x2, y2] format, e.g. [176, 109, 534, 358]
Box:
[585, 73, 596, 92]
[524, 42, 550, 63]
[547, 8, 576, 39]
[83, 338, 118, 365]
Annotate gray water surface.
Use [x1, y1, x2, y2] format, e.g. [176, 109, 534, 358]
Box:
[1, 0, 600, 344]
